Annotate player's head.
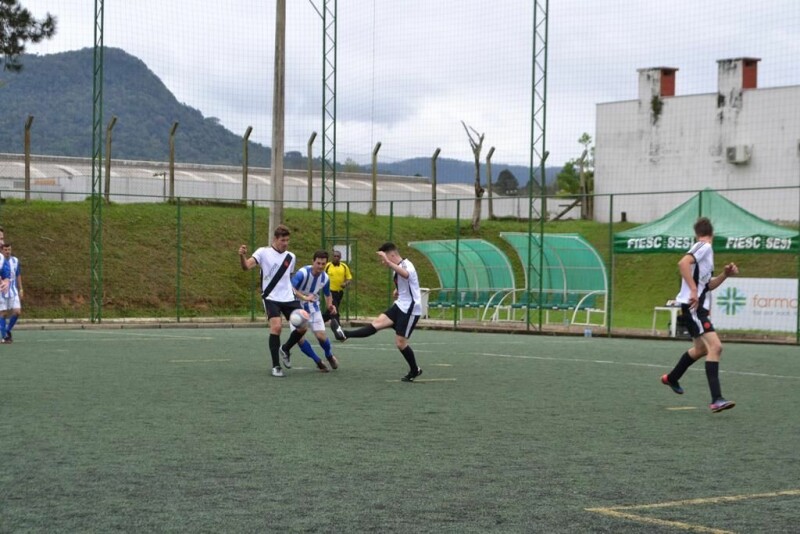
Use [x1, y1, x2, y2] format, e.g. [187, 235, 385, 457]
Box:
[311, 250, 328, 274]
[332, 250, 342, 265]
[694, 217, 714, 238]
[378, 242, 401, 261]
[1, 243, 10, 258]
[272, 224, 291, 252]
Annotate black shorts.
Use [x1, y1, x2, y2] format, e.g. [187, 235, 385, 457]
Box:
[263, 299, 301, 320]
[384, 303, 420, 339]
[681, 304, 715, 338]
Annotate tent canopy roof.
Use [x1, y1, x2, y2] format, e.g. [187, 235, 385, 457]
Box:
[614, 189, 798, 253]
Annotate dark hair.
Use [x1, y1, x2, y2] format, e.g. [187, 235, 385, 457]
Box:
[378, 242, 397, 253]
[313, 249, 329, 261]
[332, 250, 342, 257]
[694, 217, 714, 238]
[1, 243, 9, 248]
[273, 224, 291, 238]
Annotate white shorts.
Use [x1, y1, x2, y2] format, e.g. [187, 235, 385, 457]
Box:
[289, 308, 325, 334]
[0, 295, 20, 312]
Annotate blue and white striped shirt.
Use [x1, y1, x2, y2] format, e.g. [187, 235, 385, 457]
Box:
[0, 256, 21, 298]
[291, 265, 331, 314]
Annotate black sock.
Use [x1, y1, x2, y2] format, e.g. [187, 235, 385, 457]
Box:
[284, 329, 304, 351]
[668, 352, 696, 383]
[400, 345, 418, 372]
[269, 334, 281, 367]
[705, 361, 722, 401]
[343, 324, 377, 338]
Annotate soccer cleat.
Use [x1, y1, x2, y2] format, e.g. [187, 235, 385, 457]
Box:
[330, 318, 347, 342]
[401, 367, 423, 382]
[316, 360, 330, 373]
[661, 374, 684, 394]
[326, 355, 339, 370]
[279, 345, 292, 369]
[271, 366, 286, 378]
[4, 333, 11, 344]
[709, 398, 735, 412]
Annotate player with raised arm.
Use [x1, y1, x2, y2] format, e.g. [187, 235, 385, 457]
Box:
[239, 224, 307, 378]
[661, 217, 739, 412]
[331, 242, 423, 382]
[283, 250, 340, 372]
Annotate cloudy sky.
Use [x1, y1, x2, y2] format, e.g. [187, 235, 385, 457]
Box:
[19, 1, 800, 169]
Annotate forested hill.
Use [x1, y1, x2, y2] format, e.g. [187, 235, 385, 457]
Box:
[0, 47, 272, 166]
[0, 47, 557, 186]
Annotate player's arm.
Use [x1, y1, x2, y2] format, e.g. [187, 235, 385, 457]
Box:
[323, 281, 335, 312]
[708, 263, 738, 291]
[678, 254, 698, 308]
[377, 251, 409, 279]
[16, 273, 23, 300]
[343, 264, 352, 287]
[239, 245, 257, 270]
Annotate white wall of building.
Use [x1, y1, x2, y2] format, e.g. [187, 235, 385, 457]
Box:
[595, 59, 800, 224]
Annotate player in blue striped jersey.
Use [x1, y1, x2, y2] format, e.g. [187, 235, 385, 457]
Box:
[0, 243, 23, 343]
[283, 250, 340, 372]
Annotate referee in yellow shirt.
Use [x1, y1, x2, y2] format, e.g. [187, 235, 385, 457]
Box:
[324, 250, 352, 321]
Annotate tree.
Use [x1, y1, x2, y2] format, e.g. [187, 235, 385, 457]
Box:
[461, 120, 485, 231]
[495, 169, 519, 196]
[1, 0, 56, 72]
[555, 132, 595, 218]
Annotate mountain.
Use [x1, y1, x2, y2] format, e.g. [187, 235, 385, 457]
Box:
[0, 47, 271, 166]
[0, 47, 559, 186]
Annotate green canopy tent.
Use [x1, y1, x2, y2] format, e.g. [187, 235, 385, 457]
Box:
[614, 189, 798, 254]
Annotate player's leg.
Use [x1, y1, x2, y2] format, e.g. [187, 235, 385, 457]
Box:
[395, 312, 422, 381]
[313, 331, 338, 369]
[0, 301, 8, 342]
[5, 298, 20, 342]
[264, 300, 285, 376]
[662, 305, 707, 393]
[279, 302, 308, 368]
[699, 330, 734, 411]
[335, 312, 393, 342]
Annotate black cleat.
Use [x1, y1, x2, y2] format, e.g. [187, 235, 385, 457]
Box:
[330, 318, 347, 342]
[401, 367, 423, 382]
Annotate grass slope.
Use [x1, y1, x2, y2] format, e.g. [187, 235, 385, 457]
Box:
[1, 199, 796, 328]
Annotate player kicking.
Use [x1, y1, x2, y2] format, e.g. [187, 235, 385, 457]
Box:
[661, 217, 738, 412]
[283, 250, 340, 373]
[331, 242, 422, 382]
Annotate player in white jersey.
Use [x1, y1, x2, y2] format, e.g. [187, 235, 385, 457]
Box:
[661, 217, 739, 412]
[0, 243, 22, 343]
[283, 250, 340, 372]
[332, 242, 423, 382]
[239, 224, 307, 378]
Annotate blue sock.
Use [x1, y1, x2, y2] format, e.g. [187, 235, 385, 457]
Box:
[300, 340, 321, 363]
[0, 317, 6, 339]
[7, 315, 17, 332]
[319, 338, 333, 358]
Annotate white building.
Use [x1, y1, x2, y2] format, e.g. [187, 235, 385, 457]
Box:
[595, 58, 800, 223]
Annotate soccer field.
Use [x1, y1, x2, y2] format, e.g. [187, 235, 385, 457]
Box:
[1, 327, 798, 532]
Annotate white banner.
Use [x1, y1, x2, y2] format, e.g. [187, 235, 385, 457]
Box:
[712, 278, 798, 332]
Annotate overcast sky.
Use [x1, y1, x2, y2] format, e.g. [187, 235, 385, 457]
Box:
[19, 1, 800, 169]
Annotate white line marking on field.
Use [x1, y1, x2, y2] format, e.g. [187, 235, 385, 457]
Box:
[170, 359, 231, 363]
[666, 406, 697, 411]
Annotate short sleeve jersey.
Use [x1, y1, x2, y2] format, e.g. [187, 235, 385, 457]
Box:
[292, 265, 331, 314]
[394, 258, 422, 315]
[0, 256, 20, 298]
[252, 246, 296, 303]
[676, 241, 714, 310]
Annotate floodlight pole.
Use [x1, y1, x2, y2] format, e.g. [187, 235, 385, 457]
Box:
[242, 125, 253, 202]
[23, 115, 33, 202]
[307, 131, 317, 210]
[370, 142, 381, 216]
[270, 0, 287, 237]
[486, 146, 495, 219]
[169, 122, 179, 201]
[431, 148, 441, 219]
[104, 116, 117, 203]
